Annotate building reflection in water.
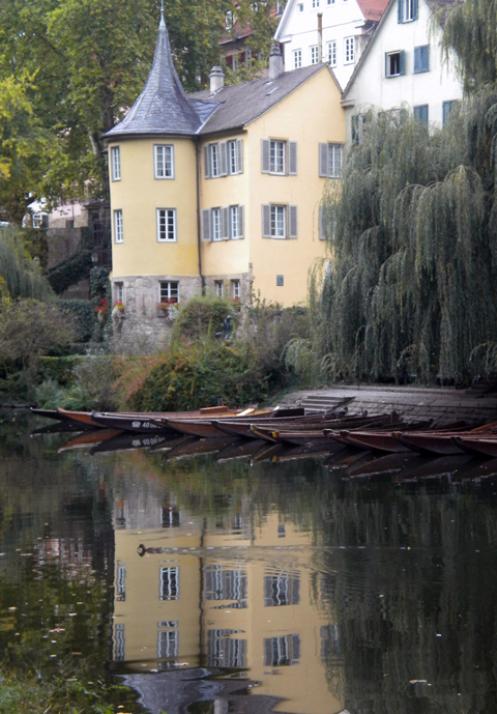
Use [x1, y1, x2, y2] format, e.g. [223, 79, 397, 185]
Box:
[111, 494, 344, 714]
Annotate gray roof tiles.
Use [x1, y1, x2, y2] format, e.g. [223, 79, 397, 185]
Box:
[104, 13, 328, 141]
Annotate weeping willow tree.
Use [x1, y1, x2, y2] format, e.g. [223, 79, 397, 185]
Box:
[0, 228, 53, 302]
[315, 93, 497, 384]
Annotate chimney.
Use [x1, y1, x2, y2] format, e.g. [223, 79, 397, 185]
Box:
[268, 42, 284, 80]
[209, 66, 224, 94]
[318, 13, 323, 63]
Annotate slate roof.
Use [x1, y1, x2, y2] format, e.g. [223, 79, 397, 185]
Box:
[194, 64, 326, 135]
[103, 12, 203, 139]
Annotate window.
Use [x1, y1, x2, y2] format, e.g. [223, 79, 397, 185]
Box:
[414, 45, 430, 73]
[443, 100, 459, 127]
[202, 206, 244, 241]
[113, 209, 123, 243]
[293, 48, 302, 69]
[319, 143, 343, 178]
[310, 45, 319, 64]
[261, 139, 297, 175]
[114, 281, 124, 303]
[231, 279, 241, 300]
[214, 280, 224, 298]
[205, 140, 243, 178]
[114, 624, 125, 662]
[160, 566, 179, 600]
[413, 104, 429, 126]
[262, 204, 297, 239]
[110, 146, 121, 181]
[156, 208, 176, 242]
[264, 635, 300, 666]
[327, 40, 337, 67]
[154, 144, 174, 179]
[385, 50, 406, 77]
[398, 0, 418, 23]
[264, 572, 300, 606]
[312, 0, 320, 6]
[297, 2, 304, 10]
[276, 275, 284, 287]
[159, 281, 179, 304]
[116, 563, 126, 602]
[208, 629, 247, 668]
[162, 505, 180, 527]
[344, 36, 355, 64]
[204, 566, 248, 603]
[158, 622, 179, 659]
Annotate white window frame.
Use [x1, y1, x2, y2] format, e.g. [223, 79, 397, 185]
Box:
[227, 140, 240, 174]
[293, 48, 302, 69]
[211, 207, 222, 241]
[114, 209, 123, 243]
[156, 208, 177, 242]
[214, 280, 224, 298]
[310, 45, 319, 65]
[159, 281, 179, 304]
[327, 40, 337, 68]
[344, 36, 355, 64]
[324, 143, 343, 178]
[229, 205, 242, 239]
[231, 279, 241, 300]
[160, 566, 180, 600]
[114, 281, 124, 303]
[271, 205, 286, 239]
[154, 144, 174, 179]
[208, 143, 220, 177]
[110, 146, 121, 181]
[399, 0, 415, 22]
[269, 140, 286, 174]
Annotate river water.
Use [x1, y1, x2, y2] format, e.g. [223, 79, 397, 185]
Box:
[1, 411, 497, 713]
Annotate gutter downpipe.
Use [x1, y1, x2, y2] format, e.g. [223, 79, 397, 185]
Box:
[195, 138, 206, 296]
[318, 13, 323, 63]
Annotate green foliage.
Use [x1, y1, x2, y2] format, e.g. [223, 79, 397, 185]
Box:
[129, 340, 268, 411]
[57, 299, 96, 342]
[172, 296, 235, 341]
[0, 227, 53, 300]
[38, 355, 84, 385]
[47, 249, 92, 294]
[318, 99, 497, 384]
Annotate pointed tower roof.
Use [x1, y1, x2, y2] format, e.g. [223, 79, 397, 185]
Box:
[104, 6, 201, 139]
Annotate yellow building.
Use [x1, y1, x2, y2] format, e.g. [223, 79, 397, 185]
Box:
[104, 9, 345, 342]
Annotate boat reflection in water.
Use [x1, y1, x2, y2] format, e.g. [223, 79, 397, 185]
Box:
[111, 504, 344, 714]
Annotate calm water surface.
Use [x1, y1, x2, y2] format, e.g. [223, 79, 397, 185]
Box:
[1, 411, 497, 713]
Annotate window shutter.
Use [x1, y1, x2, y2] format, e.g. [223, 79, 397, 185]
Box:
[319, 143, 328, 177]
[237, 140, 244, 173]
[289, 206, 298, 239]
[262, 204, 271, 237]
[288, 142, 297, 175]
[221, 207, 229, 239]
[204, 146, 211, 178]
[319, 204, 325, 240]
[220, 142, 228, 176]
[398, 0, 403, 22]
[261, 139, 270, 173]
[202, 209, 211, 241]
[238, 205, 244, 238]
[399, 50, 406, 76]
[385, 52, 390, 78]
[413, 0, 418, 19]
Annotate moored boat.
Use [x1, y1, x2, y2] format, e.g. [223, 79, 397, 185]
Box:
[454, 435, 497, 458]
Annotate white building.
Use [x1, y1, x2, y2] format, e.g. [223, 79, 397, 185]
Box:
[342, 0, 463, 138]
[275, 0, 388, 89]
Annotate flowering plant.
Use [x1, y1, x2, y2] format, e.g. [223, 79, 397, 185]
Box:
[113, 300, 125, 312]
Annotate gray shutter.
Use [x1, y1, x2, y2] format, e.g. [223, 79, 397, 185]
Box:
[202, 209, 211, 241]
[413, 0, 418, 19]
[237, 140, 244, 174]
[319, 204, 325, 240]
[288, 141, 297, 175]
[221, 207, 229, 239]
[289, 206, 297, 239]
[204, 146, 211, 178]
[399, 50, 406, 76]
[398, 0, 403, 22]
[238, 205, 244, 238]
[319, 143, 328, 177]
[220, 142, 228, 176]
[261, 139, 270, 173]
[262, 204, 271, 237]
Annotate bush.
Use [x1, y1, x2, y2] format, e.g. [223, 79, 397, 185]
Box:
[172, 296, 236, 342]
[62, 355, 118, 410]
[38, 355, 84, 385]
[129, 340, 268, 411]
[57, 299, 95, 342]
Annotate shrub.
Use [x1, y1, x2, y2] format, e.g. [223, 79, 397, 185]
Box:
[62, 354, 118, 410]
[57, 299, 95, 342]
[38, 355, 84, 385]
[129, 340, 268, 411]
[171, 296, 236, 342]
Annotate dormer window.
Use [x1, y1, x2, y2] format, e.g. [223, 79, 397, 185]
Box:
[398, 0, 418, 23]
[154, 145, 174, 179]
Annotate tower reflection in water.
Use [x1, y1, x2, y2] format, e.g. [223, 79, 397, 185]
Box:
[111, 497, 344, 714]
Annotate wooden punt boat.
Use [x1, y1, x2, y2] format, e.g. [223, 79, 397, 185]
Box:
[453, 435, 497, 458]
[57, 428, 122, 453]
[334, 430, 411, 453]
[57, 407, 103, 428]
[163, 436, 237, 461]
[215, 413, 390, 439]
[161, 407, 307, 438]
[90, 431, 174, 454]
[394, 454, 474, 482]
[396, 421, 497, 456]
[216, 439, 267, 462]
[31, 407, 72, 422]
[346, 453, 426, 479]
[90, 405, 248, 432]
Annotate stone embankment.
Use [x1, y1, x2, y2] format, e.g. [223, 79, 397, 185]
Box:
[284, 384, 497, 427]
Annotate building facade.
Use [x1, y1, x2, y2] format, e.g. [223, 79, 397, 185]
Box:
[104, 11, 344, 346]
[342, 0, 463, 137]
[274, 0, 388, 89]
